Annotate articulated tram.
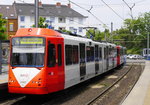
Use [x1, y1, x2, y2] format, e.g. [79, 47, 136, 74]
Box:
[8, 28, 126, 94]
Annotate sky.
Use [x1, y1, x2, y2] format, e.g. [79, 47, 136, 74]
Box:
[0, 0, 150, 31]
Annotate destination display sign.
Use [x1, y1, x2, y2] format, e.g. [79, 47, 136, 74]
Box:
[13, 37, 44, 45]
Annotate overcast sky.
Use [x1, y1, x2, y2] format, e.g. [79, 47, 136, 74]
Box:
[0, 0, 150, 31]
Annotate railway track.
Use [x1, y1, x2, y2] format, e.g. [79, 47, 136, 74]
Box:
[0, 63, 143, 105]
[86, 63, 143, 105]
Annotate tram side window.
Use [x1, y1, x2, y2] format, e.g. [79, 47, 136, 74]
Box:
[86, 46, 90, 62]
[65, 45, 72, 65]
[47, 44, 56, 67]
[99, 47, 102, 60]
[95, 45, 98, 60]
[109, 47, 112, 57]
[117, 49, 120, 56]
[91, 47, 94, 61]
[58, 44, 62, 66]
[73, 45, 79, 64]
[80, 43, 85, 62]
[145, 49, 147, 54]
[104, 48, 106, 59]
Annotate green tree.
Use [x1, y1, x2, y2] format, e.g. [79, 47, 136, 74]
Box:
[33, 17, 48, 28]
[0, 14, 7, 40]
[86, 29, 110, 41]
[113, 12, 150, 54]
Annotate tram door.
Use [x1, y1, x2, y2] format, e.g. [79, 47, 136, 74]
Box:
[57, 42, 64, 89]
[47, 39, 64, 91]
[95, 45, 99, 74]
[79, 43, 86, 80]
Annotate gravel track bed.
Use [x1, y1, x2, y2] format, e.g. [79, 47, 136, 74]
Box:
[91, 63, 144, 105]
[0, 63, 144, 105]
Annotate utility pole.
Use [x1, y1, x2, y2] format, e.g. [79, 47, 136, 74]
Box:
[35, 0, 39, 28]
[147, 32, 149, 60]
[111, 22, 113, 43]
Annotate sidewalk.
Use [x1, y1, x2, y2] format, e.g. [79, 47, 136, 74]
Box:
[121, 61, 150, 105]
[0, 64, 8, 90]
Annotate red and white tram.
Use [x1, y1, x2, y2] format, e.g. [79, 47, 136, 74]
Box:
[8, 28, 125, 94]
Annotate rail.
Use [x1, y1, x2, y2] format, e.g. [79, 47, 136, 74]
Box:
[86, 64, 134, 105]
[119, 63, 143, 105]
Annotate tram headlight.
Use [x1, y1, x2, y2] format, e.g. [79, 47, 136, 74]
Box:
[9, 80, 15, 83]
[32, 80, 42, 86]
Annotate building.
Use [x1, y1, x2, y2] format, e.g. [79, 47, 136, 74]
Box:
[0, 2, 87, 38]
[0, 4, 18, 39]
[14, 2, 87, 35]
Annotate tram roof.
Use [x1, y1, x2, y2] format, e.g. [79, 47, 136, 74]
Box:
[15, 28, 61, 37]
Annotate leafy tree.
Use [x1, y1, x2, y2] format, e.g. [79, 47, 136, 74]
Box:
[0, 14, 7, 40]
[113, 12, 150, 54]
[33, 17, 48, 28]
[86, 28, 110, 42]
[84, 12, 150, 54]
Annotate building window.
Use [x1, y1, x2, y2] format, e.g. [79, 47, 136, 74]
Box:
[20, 26, 25, 28]
[69, 27, 74, 32]
[9, 23, 14, 31]
[58, 17, 66, 23]
[69, 17, 74, 24]
[20, 16, 25, 22]
[50, 17, 55, 23]
[78, 27, 83, 33]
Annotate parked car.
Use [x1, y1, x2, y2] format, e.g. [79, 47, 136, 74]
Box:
[128, 54, 144, 59]
[126, 54, 133, 59]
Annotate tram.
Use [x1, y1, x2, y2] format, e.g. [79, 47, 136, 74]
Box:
[8, 28, 126, 94]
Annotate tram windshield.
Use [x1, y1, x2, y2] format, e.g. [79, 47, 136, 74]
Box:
[11, 37, 45, 67]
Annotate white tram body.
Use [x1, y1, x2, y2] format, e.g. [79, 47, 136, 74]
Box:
[62, 34, 119, 88]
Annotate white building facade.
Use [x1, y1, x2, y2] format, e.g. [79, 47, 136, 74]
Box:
[15, 2, 87, 35]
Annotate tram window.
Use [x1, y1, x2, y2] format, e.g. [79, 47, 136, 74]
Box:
[121, 48, 123, 56]
[86, 46, 90, 62]
[117, 49, 120, 56]
[99, 47, 102, 60]
[65, 45, 72, 65]
[95, 45, 98, 60]
[86, 46, 94, 62]
[80, 43, 85, 62]
[145, 49, 147, 54]
[73, 45, 79, 64]
[104, 48, 107, 59]
[58, 44, 62, 66]
[109, 47, 111, 56]
[47, 44, 56, 67]
[91, 47, 94, 61]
